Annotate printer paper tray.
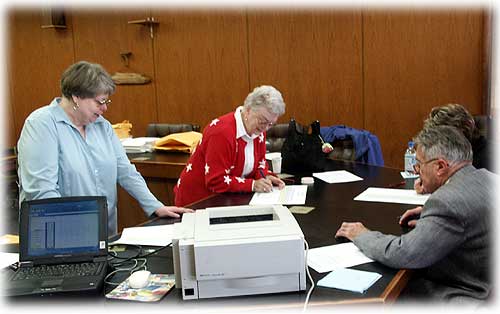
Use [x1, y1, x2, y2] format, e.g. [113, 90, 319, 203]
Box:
[197, 273, 302, 299]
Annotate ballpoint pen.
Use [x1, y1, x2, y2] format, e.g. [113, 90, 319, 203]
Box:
[259, 169, 266, 179]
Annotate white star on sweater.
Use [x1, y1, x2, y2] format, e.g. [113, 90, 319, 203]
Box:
[258, 159, 267, 169]
[258, 133, 264, 143]
[210, 119, 220, 127]
[186, 163, 192, 172]
[205, 163, 210, 175]
[236, 177, 245, 183]
[177, 178, 181, 187]
[224, 175, 232, 185]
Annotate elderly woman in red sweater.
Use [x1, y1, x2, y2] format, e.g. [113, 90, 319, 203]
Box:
[174, 85, 286, 207]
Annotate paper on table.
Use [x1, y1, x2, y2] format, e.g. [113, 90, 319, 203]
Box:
[307, 242, 374, 273]
[249, 185, 307, 205]
[354, 187, 429, 205]
[0, 252, 19, 269]
[110, 225, 174, 247]
[313, 170, 363, 184]
[317, 268, 382, 293]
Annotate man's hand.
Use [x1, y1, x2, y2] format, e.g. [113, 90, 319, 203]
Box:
[414, 178, 427, 194]
[398, 206, 423, 228]
[154, 206, 194, 218]
[335, 222, 369, 241]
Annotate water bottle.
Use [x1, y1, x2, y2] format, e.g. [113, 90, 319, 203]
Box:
[404, 141, 416, 173]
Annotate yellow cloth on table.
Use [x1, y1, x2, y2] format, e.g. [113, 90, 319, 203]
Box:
[154, 131, 202, 154]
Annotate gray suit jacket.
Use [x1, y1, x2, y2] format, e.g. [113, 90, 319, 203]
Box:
[353, 165, 495, 302]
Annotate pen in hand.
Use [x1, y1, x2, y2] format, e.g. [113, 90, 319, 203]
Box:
[259, 169, 266, 179]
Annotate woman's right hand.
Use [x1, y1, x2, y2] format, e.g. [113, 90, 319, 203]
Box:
[254, 178, 273, 193]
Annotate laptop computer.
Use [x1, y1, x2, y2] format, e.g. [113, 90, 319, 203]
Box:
[6, 196, 108, 296]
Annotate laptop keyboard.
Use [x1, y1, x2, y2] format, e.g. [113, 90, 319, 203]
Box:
[12, 262, 105, 281]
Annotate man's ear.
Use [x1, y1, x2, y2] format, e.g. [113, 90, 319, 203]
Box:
[436, 159, 449, 176]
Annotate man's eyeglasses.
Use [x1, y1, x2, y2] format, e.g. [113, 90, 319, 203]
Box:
[95, 98, 112, 106]
[413, 158, 439, 173]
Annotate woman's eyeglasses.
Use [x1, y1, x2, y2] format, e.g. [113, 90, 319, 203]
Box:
[95, 98, 112, 106]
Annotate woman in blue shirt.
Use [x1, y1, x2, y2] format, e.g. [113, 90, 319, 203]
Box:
[17, 61, 192, 235]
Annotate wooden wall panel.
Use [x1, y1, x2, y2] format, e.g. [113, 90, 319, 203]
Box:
[6, 82, 16, 148]
[363, 10, 485, 168]
[247, 9, 364, 128]
[153, 10, 250, 129]
[71, 9, 157, 137]
[7, 9, 74, 147]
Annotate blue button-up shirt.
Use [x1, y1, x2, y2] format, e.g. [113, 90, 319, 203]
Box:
[17, 98, 163, 235]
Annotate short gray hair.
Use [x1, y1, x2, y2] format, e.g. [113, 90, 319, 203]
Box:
[423, 103, 475, 141]
[414, 125, 472, 164]
[61, 61, 116, 99]
[243, 85, 285, 115]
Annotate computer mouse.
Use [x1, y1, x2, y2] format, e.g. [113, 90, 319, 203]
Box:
[128, 270, 151, 289]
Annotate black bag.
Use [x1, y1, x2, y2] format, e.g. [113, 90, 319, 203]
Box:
[281, 119, 327, 172]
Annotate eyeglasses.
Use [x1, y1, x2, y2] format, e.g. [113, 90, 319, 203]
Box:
[413, 158, 439, 173]
[256, 116, 274, 128]
[254, 112, 276, 129]
[95, 98, 112, 106]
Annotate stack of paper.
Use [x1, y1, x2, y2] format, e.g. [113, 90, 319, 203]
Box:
[121, 137, 159, 153]
[317, 268, 382, 293]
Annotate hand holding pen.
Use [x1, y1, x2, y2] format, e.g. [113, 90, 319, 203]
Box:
[253, 169, 284, 192]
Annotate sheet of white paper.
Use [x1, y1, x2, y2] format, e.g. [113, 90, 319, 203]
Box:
[249, 185, 307, 205]
[354, 187, 430, 205]
[0, 252, 19, 269]
[317, 268, 382, 293]
[307, 243, 374, 273]
[313, 170, 363, 184]
[110, 224, 174, 247]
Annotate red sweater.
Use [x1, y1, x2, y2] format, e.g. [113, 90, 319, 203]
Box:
[174, 111, 269, 206]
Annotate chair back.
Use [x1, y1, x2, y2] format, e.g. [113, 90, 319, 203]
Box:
[146, 123, 201, 137]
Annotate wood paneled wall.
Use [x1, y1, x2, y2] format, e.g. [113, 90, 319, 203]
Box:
[6, 7, 488, 168]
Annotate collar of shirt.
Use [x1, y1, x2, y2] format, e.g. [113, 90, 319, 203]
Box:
[234, 106, 259, 141]
[51, 97, 106, 125]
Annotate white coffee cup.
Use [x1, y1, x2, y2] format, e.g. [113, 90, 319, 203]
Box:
[271, 156, 282, 174]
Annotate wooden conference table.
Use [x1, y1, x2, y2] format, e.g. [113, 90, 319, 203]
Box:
[114, 155, 417, 310]
[4, 153, 416, 309]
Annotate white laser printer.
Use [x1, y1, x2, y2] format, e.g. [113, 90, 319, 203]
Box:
[172, 205, 306, 300]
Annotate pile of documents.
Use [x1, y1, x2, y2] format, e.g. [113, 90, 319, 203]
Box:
[121, 137, 159, 153]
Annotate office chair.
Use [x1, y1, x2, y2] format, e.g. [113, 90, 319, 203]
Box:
[146, 123, 201, 137]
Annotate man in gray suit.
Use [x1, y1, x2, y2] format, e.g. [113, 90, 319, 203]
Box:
[335, 125, 494, 303]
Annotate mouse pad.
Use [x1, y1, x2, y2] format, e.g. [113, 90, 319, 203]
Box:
[105, 274, 175, 302]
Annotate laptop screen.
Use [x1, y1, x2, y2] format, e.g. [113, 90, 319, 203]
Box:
[28, 199, 100, 256]
[20, 197, 108, 263]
